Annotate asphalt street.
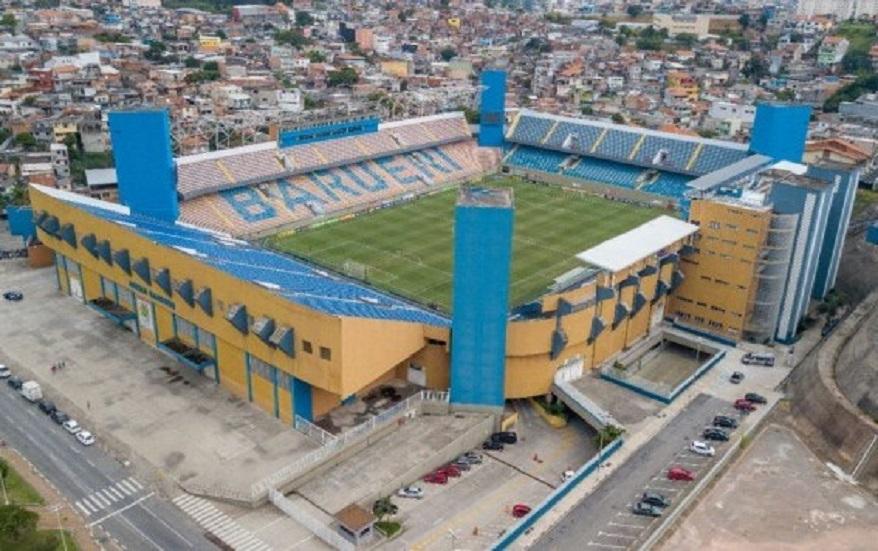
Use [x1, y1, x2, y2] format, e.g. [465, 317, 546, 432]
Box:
[534, 393, 730, 550]
[0, 381, 214, 551]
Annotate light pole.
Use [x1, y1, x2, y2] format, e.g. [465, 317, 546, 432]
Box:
[50, 504, 69, 551]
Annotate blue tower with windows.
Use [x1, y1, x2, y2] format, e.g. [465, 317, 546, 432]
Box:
[450, 187, 514, 409]
[108, 109, 178, 222]
[749, 103, 811, 163]
[478, 70, 507, 147]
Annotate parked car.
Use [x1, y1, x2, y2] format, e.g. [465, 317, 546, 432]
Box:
[50, 410, 69, 425]
[2, 291, 23, 301]
[76, 431, 95, 446]
[734, 399, 756, 412]
[511, 504, 531, 518]
[741, 352, 775, 367]
[667, 467, 695, 481]
[744, 392, 767, 404]
[6, 376, 23, 390]
[62, 419, 81, 435]
[450, 459, 472, 471]
[821, 318, 839, 337]
[0, 364, 10, 379]
[37, 399, 56, 415]
[491, 431, 518, 444]
[483, 439, 504, 451]
[437, 465, 462, 478]
[703, 428, 730, 442]
[641, 491, 670, 508]
[397, 486, 424, 499]
[457, 452, 483, 465]
[690, 440, 716, 457]
[729, 371, 744, 384]
[561, 470, 575, 483]
[713, 415, 738, 429]
[632, 501, 663, 517]
[422, 471, 448, 485]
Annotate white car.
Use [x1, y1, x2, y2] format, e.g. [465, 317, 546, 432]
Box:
[561, 470, 575, 483]
[0, 364, 10, 379]
[63, 419, 81, 435]
[397, 486, 424, 499]
[690, 440, 715, 457]
[76, 431, 95, 446]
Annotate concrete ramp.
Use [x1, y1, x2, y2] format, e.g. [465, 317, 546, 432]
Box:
[552, 379, 622, 431]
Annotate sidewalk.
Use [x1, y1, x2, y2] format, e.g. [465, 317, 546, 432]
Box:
[0, 447, 104, 551]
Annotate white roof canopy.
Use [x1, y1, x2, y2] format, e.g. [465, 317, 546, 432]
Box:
[576, 215, 698, 273]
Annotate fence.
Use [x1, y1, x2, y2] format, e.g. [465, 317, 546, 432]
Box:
[490, 438, 624, 550]
[269, 489, 355, 551]
[294, 415, 338, 446]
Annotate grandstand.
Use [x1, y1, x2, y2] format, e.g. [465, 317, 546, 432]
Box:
[504, 110, 752, 205]
[176, 113, 483, 237]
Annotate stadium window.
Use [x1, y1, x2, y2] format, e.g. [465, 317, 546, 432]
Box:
[302, 340, 313, 354]
[696, 302, 707, 308]
[695, 316, 705, 324]
[725, 224, 738, 231]
[426, 338, 447, 346]
[320, 347, 332, 361]
[708, 221, 720, 230]
[715, 279, 729, 286]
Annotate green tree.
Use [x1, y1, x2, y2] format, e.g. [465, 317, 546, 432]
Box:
[742, 55, 769, 82]
[439, 47, 457, 62]
[306, 49, 326, 63]
[626, 5, 643, 18]
[0, 504, 39, 542]
[144, 40, 167, 62]
[842, 50, 873, 74]
[0, 127, 10, 144]
[676, 33, 698, 48]
[372, 497, 398, 522]
[274, 29, 311, 48]
[184, 56, 201, 68]
[611, 113, 625, 124]
[0, 13, 15, 31]
[327, 66, 358, 87]
[295, 10, 314, 27]
[738, 13, 751, 30]
[216, 29, 227, 40]
[13, 132, 36, 150]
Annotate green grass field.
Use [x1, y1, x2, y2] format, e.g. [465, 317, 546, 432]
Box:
[267, 177, 666, 311]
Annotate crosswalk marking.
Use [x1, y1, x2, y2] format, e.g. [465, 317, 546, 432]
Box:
[173, 494, 272, 551]
[74, 478, 145, 517]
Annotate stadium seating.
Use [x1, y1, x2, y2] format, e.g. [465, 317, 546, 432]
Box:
[543, 122, 603, 153]
[594, 129, 641, 159]
[634, 136, 697, 171]
[642, 172, 693, 199]
[179, 141, 483, 236]
[689, 144, 749, 174]
[565, 156, 643, 189]
[177, 114, 472, 200]
[509, 115, 555, 145]
[505, 145, 567, 173]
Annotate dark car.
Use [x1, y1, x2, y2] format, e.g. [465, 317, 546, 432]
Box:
[2, 291, 23, 301]
[713, 415, 738, 429]
[491, 431, 518, 444]
[734, 399, 756, 412]
[50, 410, 69, 425]
[744, 392, 767, 404]
[37, 400, 56, 415]
[729, 371, 744, 384]
[482, 439, 504, 451]
[450, 459, 472, 471]
[703, 428, 729, 442]
[632, 501, 663, 517]
[6, 376, 23, 390]
[641, 491, 670, 508]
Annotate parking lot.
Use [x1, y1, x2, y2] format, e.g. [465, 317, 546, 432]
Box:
[661, 424, 878, 551]
[533, 393, 748, 550]
[385, 401, 598, 550]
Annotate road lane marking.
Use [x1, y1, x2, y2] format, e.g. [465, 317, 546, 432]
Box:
[87, 492, 155, 527]
[75, 501, 92, 516]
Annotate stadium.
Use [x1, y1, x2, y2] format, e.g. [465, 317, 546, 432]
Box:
[25, 71, 858, 426]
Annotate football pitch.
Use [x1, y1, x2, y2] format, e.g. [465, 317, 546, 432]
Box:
[266, 178, 666, 311]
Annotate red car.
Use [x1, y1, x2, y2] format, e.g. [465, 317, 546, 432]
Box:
[667, 466, 695, 481]
[734, 399, 756, 412]
[511, 504, 532, 518]
[437, 465, 462, 478]
[423, 471, 448, 484]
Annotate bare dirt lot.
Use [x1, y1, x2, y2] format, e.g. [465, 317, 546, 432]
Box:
[661, 424, 878, 551]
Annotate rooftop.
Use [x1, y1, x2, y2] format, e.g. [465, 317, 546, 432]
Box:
[576, 215, 699, 273]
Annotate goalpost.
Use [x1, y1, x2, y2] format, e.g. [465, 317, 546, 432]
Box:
[343, 260, 368, 280]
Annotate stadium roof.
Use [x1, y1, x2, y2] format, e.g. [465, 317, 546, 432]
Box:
[686, 154, 774, 192]
[576, 215, 698, 273]
[35, 186, 451, 327]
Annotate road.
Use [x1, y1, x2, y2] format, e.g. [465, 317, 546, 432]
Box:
[533, 393, 729, 550]
[0, 383, 214, 551]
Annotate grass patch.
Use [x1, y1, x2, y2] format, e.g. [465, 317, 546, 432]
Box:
[267, 176, 665, 311]
[375, 520, 402, 538]
[1, 530, 79, 551]
[0, 460, 45, 506]
[853, 188, 878, 217]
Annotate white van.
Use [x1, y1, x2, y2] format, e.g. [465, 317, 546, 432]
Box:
[741, 352, 775, 367]
[20, 381, 43, 402]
